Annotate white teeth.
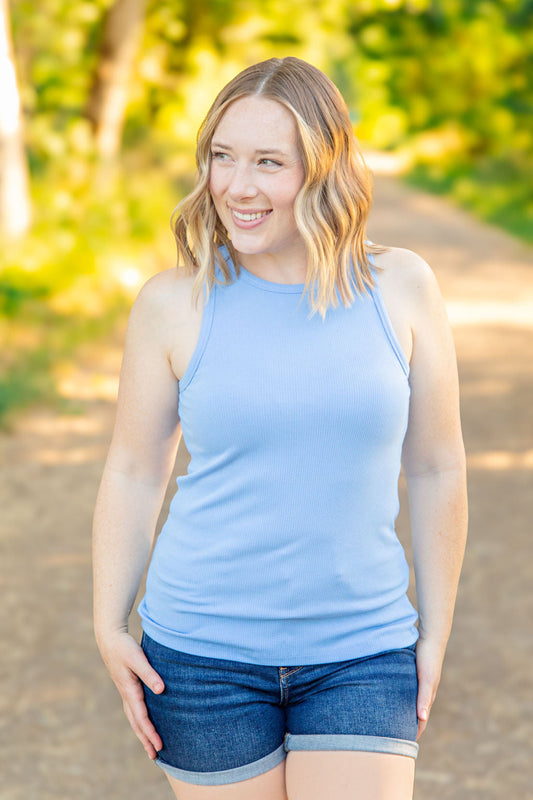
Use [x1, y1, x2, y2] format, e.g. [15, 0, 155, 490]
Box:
[232, 209, 271, 221]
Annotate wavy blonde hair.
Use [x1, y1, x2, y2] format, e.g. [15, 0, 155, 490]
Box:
[172, 56, 387, 318]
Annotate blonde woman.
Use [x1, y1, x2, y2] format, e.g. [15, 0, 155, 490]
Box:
[93, 57, 467, 800]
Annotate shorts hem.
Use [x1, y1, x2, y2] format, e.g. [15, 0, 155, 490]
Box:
[154, 743, 286, 786]
[284, 733, 419, 759]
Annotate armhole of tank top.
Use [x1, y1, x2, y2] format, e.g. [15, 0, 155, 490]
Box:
[178, 283, 216, 394]
[367, 253, 410, 378]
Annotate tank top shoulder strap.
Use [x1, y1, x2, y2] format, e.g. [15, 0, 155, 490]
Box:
[178, 278, 217, 394]
[366, 250, 410, 377]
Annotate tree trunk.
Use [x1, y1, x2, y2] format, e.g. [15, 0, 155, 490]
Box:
[0, 0, 32, 240]
[85, 0, 147, 161]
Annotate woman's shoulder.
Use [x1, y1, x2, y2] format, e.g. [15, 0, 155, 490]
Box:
[132, 266, 200, 322]
[371, 245, 443, 311]
[124, 267, 203, 361]
[136, 265, 197, 302]
[369, 245, 448, 359]
[372, 245, 434, 284]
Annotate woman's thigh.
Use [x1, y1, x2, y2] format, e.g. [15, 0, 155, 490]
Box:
[285, 751, 415, 800]
[165, 761, 288, 800]
[163, 749, 414, 800]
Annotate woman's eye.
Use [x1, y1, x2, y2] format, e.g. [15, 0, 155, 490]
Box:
[211, 151, 230, 161]
[259, 158, 281, 167]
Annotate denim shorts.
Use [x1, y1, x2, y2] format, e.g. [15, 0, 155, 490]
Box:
[141, 632, 419, 786]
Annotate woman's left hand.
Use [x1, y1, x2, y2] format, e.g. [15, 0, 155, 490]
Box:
[415, 636, 445, 740]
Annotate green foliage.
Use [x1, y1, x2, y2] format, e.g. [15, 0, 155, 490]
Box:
[333, 0, 533, 239]
[340, 1, 533, 157]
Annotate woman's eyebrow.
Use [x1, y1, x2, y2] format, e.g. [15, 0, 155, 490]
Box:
[255, 148, 287, 156]
[211, 141, 288, 157]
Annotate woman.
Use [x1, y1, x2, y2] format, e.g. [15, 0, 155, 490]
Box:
[93, 57, 468, 800]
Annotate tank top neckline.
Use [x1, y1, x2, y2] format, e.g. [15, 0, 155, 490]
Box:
[219, 244, 380, 296]
[218, 244, 306, 293]
[236, 263, 307, 293]
[217, 245, 409, 376]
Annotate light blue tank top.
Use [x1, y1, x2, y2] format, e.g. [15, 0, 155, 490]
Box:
[138, 247, 419, 665]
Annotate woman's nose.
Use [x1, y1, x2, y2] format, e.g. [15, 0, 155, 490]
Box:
[227, 164, 258, 200]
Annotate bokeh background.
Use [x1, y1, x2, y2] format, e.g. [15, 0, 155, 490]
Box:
[1, 1, 532, 798]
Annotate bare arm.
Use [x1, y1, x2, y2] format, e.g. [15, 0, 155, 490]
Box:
[401, 253, 468, 739]
[92, 269, 186, 758]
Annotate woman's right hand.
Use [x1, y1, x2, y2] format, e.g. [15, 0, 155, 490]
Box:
[97, 630, 165, 759]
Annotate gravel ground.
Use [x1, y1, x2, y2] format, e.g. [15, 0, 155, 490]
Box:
[1, 173, 532, 799]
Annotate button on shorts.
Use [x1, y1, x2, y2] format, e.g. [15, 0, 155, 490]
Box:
[141, 632, 419, 786]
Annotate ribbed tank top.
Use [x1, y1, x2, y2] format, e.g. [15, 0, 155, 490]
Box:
[138, 247, 419, 665]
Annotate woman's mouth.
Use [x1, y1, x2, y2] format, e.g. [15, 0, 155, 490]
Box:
[229, 207, 273, 228]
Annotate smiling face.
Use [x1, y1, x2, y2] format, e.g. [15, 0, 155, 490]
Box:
[209, 95, 307, 279]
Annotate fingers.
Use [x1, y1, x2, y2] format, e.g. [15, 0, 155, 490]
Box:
[123, 678, 164, 758]
[99, 633, 165, 758]
[416, 688, 434, 741]
[415, 637, 444, 741]
[417, 718, 427, 741]
[417, 683, 433, 728]
[121, 645, 165, 757]
[130, 644, 165, 695]
[416, 695, 431, 741]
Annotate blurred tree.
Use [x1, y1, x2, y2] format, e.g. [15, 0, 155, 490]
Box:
[341, 0, 533, 166]
[85, 0, 147, 160]
[0, 0, 31, 239]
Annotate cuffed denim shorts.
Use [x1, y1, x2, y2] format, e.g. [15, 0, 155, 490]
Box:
[141, 632, 419, 786]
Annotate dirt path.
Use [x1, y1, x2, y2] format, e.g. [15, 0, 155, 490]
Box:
[1, 173, 532, 800]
